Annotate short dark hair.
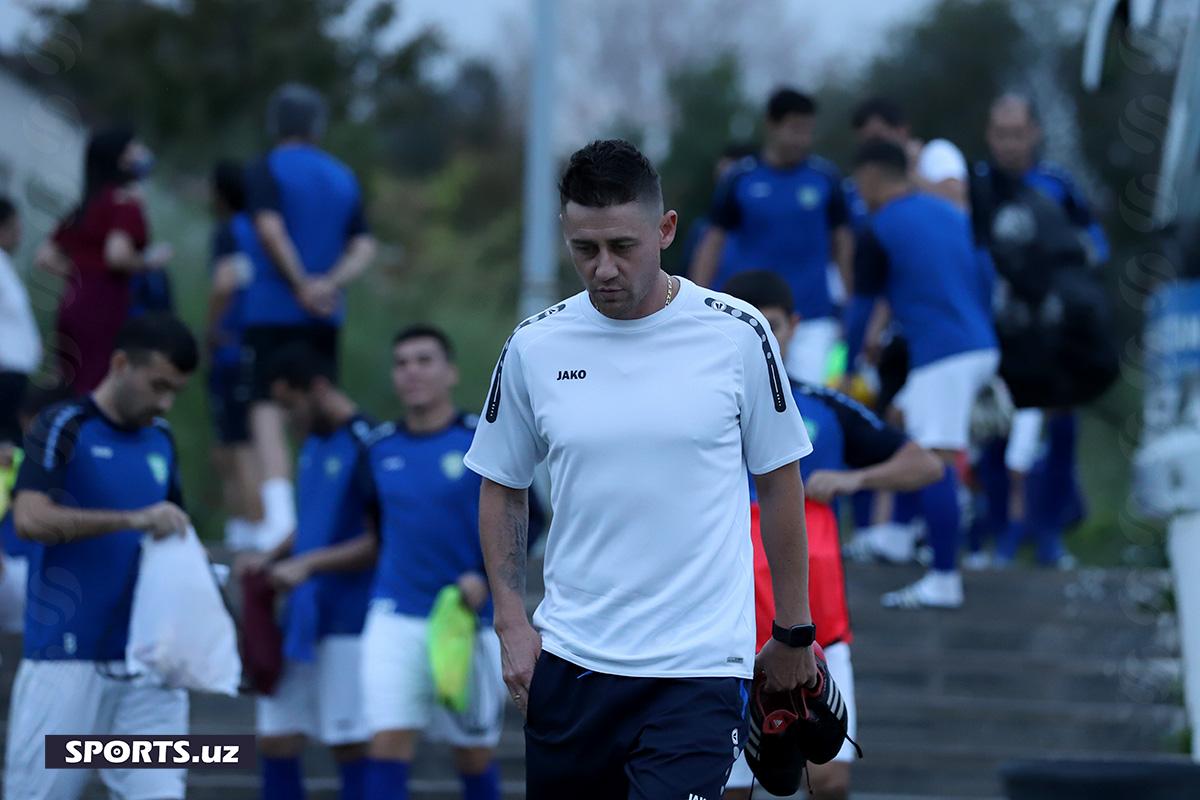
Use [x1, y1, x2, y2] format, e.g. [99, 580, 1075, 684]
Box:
[267, 82, 328, 141]
[264, 342, 336, 391]
[766, 88, 817, 122]
[0, 196, 15, 227]
[991, 91, 1040, 125]
[212, 160, 246, 212]
[558, 139, 662, 210]
[851, 97, 906, 130]
[854, 137, 909, 177]
[722, 270, 795, 316]
[113, 313, 199, 374]
[393, 324, 455, 361]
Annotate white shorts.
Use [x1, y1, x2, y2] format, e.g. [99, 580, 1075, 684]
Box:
[360, 602, 505, 748]
[4, 659, 188, 800]
[785, 317, 841, 385]
[1005, 408, 1045, 473]
[256, 635, 368, 745]
[0, 554, 27, 633]
[896, 349, 1000, 450]
[726, 642, 857, 790]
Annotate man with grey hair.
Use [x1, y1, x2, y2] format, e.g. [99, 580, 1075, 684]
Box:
[968, 90, 1112, 571]
[240, 83, 376, 551]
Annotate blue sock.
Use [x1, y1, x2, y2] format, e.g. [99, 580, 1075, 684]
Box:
[920, 465, 961, 572]
[365, 759, 408, 800]
[851, 490, 874, 530]
[996, 519, 1027, 562]
[977, 440, 1010, 548]
[1033, 522, 1066, 565]
[461, 763, 500, 800]
[262, 756, 305, 800]
[893, 488, 919, 525]
[338, 757, 368, 800]
[1046, 413, 1084, 527]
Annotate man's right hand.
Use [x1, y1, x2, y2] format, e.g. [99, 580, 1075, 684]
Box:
[132, 501, 190, 540]
[497, 619, 542, 719]
[298, 278, 338, 318]
[233, 551, 271, 579]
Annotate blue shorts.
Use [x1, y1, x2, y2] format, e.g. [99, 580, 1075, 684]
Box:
[525, 651, 749, 800]
[208, 361, 250, 445]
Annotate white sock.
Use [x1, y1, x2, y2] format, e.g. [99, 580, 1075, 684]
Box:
[224, 517, 259, 550]
[258, 478, 296, 549]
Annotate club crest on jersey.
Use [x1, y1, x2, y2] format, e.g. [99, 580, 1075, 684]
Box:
[324, 457, 342, 478]
[146, 454, 168, 487]
[556, 369, 587, 381]
[798, 185, 821, 209]
[441, 451, 466, 481]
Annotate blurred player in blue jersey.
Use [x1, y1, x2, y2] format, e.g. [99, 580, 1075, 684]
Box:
[847, 140, 998, 609]
[360, 325, 505, 800]
[236, 342, 378, 800]
[206, 160, 263, 550]
[690, 88, 854, 384]
[243, 84, 376, 552]
[6, 313, 198, 800]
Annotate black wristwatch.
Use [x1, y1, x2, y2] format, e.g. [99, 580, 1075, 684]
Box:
[771, 621, 817, 648]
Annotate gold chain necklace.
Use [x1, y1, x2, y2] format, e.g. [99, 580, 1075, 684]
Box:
[664, 275, 674, 307]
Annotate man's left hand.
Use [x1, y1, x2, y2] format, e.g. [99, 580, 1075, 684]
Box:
[805, 470, 863, 504]
[755, 637, 818, 693]
[269, 557, 311, 593]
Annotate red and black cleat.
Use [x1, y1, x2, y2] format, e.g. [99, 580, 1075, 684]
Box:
[744, 643, 862, 796]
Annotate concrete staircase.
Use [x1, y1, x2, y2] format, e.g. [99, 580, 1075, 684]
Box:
[836, 563, 1186, 799]
[0, 562, 1187, 799]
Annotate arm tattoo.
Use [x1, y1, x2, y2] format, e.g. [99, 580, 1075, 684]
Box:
[501, 492, 529, 593]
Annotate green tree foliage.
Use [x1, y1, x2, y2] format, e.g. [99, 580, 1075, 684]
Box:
[658, 54, 754, 275]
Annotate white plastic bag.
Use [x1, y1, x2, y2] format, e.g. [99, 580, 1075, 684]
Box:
[126, 526, 241, 695]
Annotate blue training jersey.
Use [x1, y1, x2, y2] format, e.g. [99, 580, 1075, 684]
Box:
[209, 217, 251, 368]
[14, 399, 183, 661]
[283, 414, 379, 661]
[709, 155, 849, 320]
[368, 414, 491, 622]
[748, 381, 906, 500]
[242, 144, 368, 327]
[850, 193, 997, 369]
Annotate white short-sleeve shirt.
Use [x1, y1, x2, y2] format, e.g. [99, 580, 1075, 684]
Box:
[465, 277, 812, 679]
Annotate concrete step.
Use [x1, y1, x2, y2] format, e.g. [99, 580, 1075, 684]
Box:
[856, 693, 1185, 754]
[849, 649, 1181, 706]
[844, 563, 1173, 622]
[848, 612, 1178, 659]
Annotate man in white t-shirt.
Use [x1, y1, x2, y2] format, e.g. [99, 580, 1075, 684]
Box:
[464, 139, 818, 800]
[0, 197, 43, 454]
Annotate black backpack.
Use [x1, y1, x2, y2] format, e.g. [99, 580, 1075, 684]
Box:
[970, 164, 1119, 409]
